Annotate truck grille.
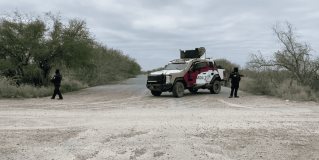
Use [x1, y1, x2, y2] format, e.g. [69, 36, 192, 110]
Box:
[147, 75, 166, 84]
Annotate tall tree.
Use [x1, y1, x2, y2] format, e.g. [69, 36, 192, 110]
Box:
[0, 12, 141, 87]
[0, 14, 46, 84]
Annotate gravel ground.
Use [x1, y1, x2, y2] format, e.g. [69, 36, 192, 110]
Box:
[0, 75, 318, 160]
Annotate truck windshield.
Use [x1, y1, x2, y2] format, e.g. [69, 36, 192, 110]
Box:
[164, 63, 187, 70]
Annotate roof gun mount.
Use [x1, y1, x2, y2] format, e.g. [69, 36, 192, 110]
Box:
[180, 47, 206, 59]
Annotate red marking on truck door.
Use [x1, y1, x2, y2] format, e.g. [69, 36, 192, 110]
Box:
[184, 71, 198, 87]
[184, 65, 215, 87]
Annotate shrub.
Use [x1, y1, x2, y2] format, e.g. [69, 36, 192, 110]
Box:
[0, 76, 88, 98]
[0, 77, 51, 98]
[240, 77, 319, 102]
[240, 77, 272, 95]
[60, 77, 88, 93]
[0, 12, 141, 94]
[274, 80, 318, 101]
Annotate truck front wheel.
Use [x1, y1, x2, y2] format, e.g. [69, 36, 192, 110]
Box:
[172, 82, 185, 97]
[210, 80, 221, 94]
[151, 90, 162, 96]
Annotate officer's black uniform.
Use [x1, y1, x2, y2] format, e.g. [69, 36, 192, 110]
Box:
[229, 67, 241, 98]
[51, 69, 63, 100]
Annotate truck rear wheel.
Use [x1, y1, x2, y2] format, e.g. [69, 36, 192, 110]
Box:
[151, 90, 162, 96]
[210, 80, 221, 94]
[172, 82, 184, 97]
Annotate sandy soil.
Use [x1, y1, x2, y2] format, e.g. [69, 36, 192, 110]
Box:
[0, 75, 319, 160]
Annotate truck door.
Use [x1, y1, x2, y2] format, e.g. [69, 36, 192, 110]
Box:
[195, 62, 212, 85]
[184, 62, 210, 87]
[184, 62, 198, 87]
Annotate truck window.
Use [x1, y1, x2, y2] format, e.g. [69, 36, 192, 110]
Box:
[164, 63, 187, 70]
[195, 62, 208, 70]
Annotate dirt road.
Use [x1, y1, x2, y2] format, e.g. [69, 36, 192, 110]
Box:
[1, 75, 319, 160]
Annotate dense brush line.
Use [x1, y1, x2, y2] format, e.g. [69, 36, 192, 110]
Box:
[0, 12, 141, 98]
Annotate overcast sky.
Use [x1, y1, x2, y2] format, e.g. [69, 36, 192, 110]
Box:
[1, 0, 319, 70]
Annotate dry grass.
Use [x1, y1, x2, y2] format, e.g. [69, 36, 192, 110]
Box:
[0, 77, 88, 98]
[275, 80, 318, 101]
[0, 77, 52, 98]
[240, 77, 318, 102]
[60, 77, 88, 93]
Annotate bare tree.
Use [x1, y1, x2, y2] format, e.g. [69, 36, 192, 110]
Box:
[249, 22, 319, 89]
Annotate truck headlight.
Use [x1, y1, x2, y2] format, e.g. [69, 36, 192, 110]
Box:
[166, 75, 172, 84]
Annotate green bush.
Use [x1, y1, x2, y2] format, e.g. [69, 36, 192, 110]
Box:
[0, 12, 141, 98]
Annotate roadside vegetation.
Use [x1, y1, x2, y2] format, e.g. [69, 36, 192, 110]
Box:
[0, 12, 141, 98]
[242, 22, 319, 101]
[215, 22, 319, 102]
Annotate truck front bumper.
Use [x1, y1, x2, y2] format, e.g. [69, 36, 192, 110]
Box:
[146, 83, 173, 92]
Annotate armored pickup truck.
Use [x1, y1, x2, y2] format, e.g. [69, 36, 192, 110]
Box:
[146, 48, 225, 97]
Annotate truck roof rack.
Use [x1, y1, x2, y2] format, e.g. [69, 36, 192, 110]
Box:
[170, 59, 187, 63]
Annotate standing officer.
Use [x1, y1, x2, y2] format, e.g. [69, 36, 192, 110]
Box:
[51, 69, 63, 100]
[229, 67, 241, 98]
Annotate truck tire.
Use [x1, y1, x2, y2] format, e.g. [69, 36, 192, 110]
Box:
[189, 88, 198, 94]
[151, 90, 162, 96]
[172, 82, 184, 97]
[210, 80, 221, 94]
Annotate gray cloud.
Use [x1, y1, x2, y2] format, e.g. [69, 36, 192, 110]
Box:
[1, 0, 318, 70]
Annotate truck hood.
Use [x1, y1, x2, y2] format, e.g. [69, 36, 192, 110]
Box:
[150, 70, 182, 75]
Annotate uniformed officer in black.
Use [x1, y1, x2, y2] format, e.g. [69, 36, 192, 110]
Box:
[51, 69, 63, 100]
[229, 67, 241, 98]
